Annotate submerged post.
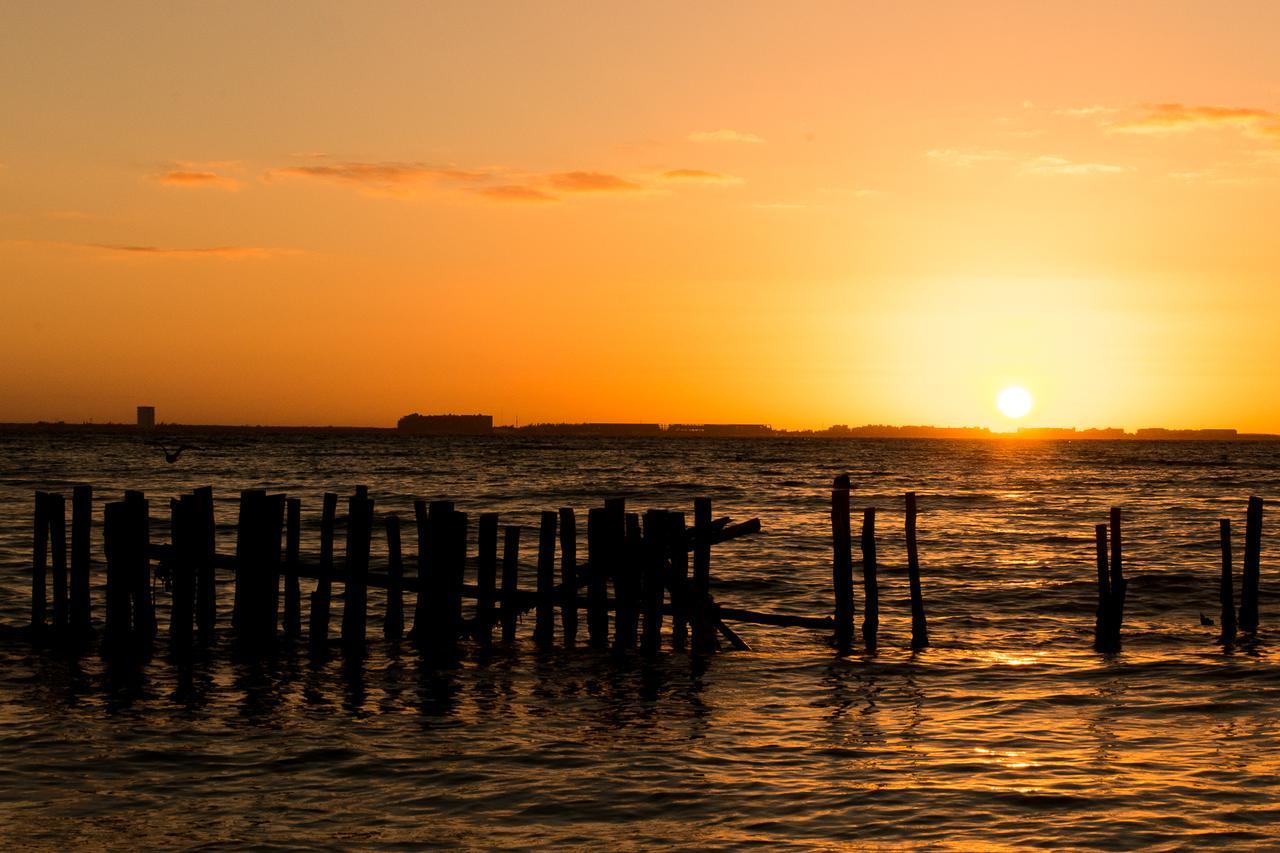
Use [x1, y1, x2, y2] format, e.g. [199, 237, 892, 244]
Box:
[534, 510, 558, 647]
[1094, 524, 1112, 652]
[1239, 496, 1264, 633]
[70, 485, 92, 634]
[476, 513, 499, 645]
[500, 525, 521, 643]
[384, 513, 404, 641]
[32, 491, 49, 633]
[831, 476, 853, 651]
[905, 492, 928, 649]
[1108, 507, 1126, 650]
[559, 507, 578, 646]
[1219, 518, 1237, 642]
[860, 507, 879, 653]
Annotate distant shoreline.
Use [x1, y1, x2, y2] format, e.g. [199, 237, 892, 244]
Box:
[3, 421, 1279, 441]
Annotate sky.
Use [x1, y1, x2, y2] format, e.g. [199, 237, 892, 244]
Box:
[2, 1, 1280, 431]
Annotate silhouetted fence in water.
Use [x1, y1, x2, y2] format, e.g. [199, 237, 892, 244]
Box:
[22, 482, 1268, 660]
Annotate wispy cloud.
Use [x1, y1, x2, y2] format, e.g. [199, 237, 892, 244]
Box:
[472, 184, 558, 203]
[153, 170, 243, 191]
[688, 129, 765, 144]
[267, 161, 492, 195]
[927, 148, 1128, 176]
[546, 171, 642, 192]
[1110, 103, 1280, 138]
[925, 148, 1011, 167]
[1022, 155, 1128, 176]
[658, 168, 742, 184]
[2, 239, 291, 259]
[1054, 105, 1119, 117]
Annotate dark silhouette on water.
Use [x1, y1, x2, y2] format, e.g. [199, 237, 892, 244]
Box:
[147, 441, 200, 464]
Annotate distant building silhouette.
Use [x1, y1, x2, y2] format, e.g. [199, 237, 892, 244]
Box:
[137, 406, 156, 430]
[397, 413, 493, 435]
[1135, 428, 1238, 440]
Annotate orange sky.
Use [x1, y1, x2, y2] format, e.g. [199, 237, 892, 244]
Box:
[3, 1, 1279, 430]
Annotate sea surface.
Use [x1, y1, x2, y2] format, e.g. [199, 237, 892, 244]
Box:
[1, 431, 1278, 850]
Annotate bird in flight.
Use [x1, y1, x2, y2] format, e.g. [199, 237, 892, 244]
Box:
[147, 441, 200, 464]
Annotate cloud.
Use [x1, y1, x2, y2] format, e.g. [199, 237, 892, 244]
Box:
[1110, 103, 1280, 137]
[1, 239, 290, 259]
[658, 168, 742, 184]
[153, 170, 242, 191]
[473, 184, 558, 203]
[267, 161, 492, 195]
[1022, 155, 1129, 176]
[688, 129, 765, 144]
[1054, 105, 1119, 117]
[925, 148, 1011, 167]
[546, 171, 642, 192]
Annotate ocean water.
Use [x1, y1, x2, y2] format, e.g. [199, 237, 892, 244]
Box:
[1, 431, 1278, 849]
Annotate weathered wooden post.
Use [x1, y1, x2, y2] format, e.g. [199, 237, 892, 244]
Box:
[48, 493, 67, 633]
[283, 497, 302, 639]
[265, 494, 285, 639]
[32, 491, 49, 633]
[102, 501, 129, 646]
[667, 511, 689, 651]
[232, 489, 262, 631]
[308, 492, 338, 652]
[1094, 524, 1112, 651]
[341, 492, 372, 652]
[1239, 496, 1264, 633]
[193, 486, 216, 642]
[860, 507, 879, 652]
[126, 491, 155, 643]
[905, 492, 928, 649]
[169, 495, 195, 651]
[691, 497, 717, 654]
[1219, 518, 1237, 642]
[831, 476, 853, 651]
[616, 513, 642, 650]
[411, 499, 454, 649]
[535, 510, 558, 647]
[500, 525, 520, 643]
[1108, 507, 1126, 650]
[384, 513, 404, 641]
[445, 510, 468, 650]
[559, 507, 578, 646]
[641, 509, 667, 654]
[70, 485, 92, 635]
[476, 513, 499, 644]
[586, 507, 609, 648]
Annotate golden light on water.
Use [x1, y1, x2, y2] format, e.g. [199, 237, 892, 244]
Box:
[996, 386, 1034, 420]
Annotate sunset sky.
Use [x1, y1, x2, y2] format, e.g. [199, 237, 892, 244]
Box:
[3, 1, 1280, 430]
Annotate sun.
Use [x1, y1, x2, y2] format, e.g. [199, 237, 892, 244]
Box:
[997, 386, 1033, 419]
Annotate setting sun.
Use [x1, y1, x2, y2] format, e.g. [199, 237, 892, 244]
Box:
[997, 386, 1034, 420]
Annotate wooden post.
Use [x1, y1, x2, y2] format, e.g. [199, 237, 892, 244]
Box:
[232, 490, 262, 631]
[476, 513, 499, 645]
[384, 514, 404, 641]
[32, 491, 49, 632]
[1240, 496, 1264, 633]
[127, 491, 155, 643]
[70, 485, 92, 634]
[411, 500, 429, 639]
[193, 486, 216, 642]
[308, 492, 338, 652]
[341, 492, 372, 652]
[48, 493, 67, 632]
[1108, 507, 1125, 650]
[559, 507, 578, 646]
[616, 512, 642, 650]
[586, 507, 609, 648]
[411, 500, 453, 648]
[501, 525, 520, 643]
[169, 495, 195, 650]
[102, 501, 129, 646]
[1219, 518, 1237, 642]
[905, 492, 928, 649]
[445, 510, 468, 649]
[1094, 524, 1112, 651]
[283, 497, 302, 639]
[831, 477, 853, 651]
[860, 507, 878, 653]
[691, 497, 718, 654]
[534, 510, 558, 647]
[667, 511, 689, 651]
[641, 509, 667, 654]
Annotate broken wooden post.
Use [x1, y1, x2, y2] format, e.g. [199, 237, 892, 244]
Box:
[691, 497, 717, 654]
[534, 510, 557, 647]
[1108, 507, 1125, 650]
[641, 509, 667, 654]
[1219, 518, 1236, 642]
[616, 512, 642, 650]
[905, 492, 928, 649]
[384, 513, 404, 641]
[1239, 496, 1264, 633]
[860, 507, 879, 652]
[70, 485, 92, 635]
[831, 476, 853, 651]
[586, 507, 609, 648]
[126, 491, 155, 643]
[476, 513, 498, 645]
[559, 507, 578, 646]
[500, 525, 520, 643]
[308, 492, 338, 651]
[193, 486, 216, 642]
[341, 492, 372, 652]
[169, 495, 195, 651]
[48, 493, 67, 633]
[32, 491, 49, 633]
[283, 497, 302, 639]
[667, 511, 689, 651]
[1094, 523, 1112, 651]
